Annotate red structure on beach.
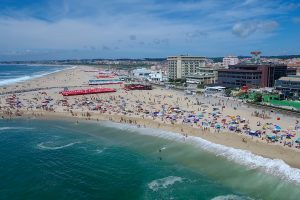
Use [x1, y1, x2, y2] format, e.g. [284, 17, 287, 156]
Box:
[61, 88, 116, 96]
[96, 75, 115, 79]
[124, 83, 152, 90]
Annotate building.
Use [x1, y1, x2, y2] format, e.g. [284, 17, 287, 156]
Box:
[275, 75, 300, 97]
[131, 68, 152, 79]
[287, 67, 298, 76]
[185, 68, 218, 88]
[218, 63, 291, 88]
[222, 56, 239, 68]
[186, 74, 216, 87]
[148, 70, 168, 82]
[167, 55, 206, 80]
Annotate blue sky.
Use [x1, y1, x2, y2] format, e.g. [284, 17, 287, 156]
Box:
[0, 0, 300, 61]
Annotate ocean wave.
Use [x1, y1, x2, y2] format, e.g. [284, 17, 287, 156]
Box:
[211, 194, 254, 200]
[0, 127, 34, 131]
[37, 141, 80, 150]
[0, 66, 77, 86]
[148, 176, 183, 191]
[99, 121, 300, 185]
[0, 76, 32, 86]
[95, 147, 106, 154]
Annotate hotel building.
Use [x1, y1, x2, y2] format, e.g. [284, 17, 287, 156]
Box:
[167, 55, 206, 80]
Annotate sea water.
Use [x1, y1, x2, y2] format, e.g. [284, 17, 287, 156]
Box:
[0, 64, 71, 86]
[0, 119, 299, 200]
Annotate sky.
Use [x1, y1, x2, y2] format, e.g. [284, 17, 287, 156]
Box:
[0, 0, 300, 61]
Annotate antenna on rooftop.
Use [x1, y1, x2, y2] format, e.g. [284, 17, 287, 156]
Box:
[251, 51, 261, 64]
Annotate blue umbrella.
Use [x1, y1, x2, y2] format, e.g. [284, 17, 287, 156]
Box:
[274, 125, 281, 131]
[267, 134, 276, 140]
[215, 124, 221, 129]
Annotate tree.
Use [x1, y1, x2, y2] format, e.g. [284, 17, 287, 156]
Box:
[253, 93, 263, 103]
[224, 88, 232, 97]
[197, 83, 204, 89]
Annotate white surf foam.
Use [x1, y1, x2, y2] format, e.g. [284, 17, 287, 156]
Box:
[160, 147, 167, 150]
[99, 121, 300, 185]
[211, 194, 254, 200]
[0, 76, 32, 86]
[0, 127, 34, 131]
[0, 66, 77, 86]
[37, 141, 80, 150]
[95, 148, 106, 154]
[148, 176, 183, 191]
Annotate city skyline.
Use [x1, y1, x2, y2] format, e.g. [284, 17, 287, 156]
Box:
[0, 0, 300, 61]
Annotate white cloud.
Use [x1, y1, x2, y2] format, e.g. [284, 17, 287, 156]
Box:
[232, 21, 279, 38]
[0, 0, 297, 59]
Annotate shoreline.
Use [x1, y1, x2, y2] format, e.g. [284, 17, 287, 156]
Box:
[7, 110, 300, 170]
[0, 64, 77, 88]
[1, 65, 300, 171]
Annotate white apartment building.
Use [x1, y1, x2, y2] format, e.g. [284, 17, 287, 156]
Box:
[222, 56, 239, 68]
[167, 55, 206, 80]
[131, 68, 152, 78]
[148, 70, 168, 82]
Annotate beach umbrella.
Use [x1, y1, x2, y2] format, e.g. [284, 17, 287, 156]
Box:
[197, 112, 204, 117]
[215, 124, 221, 129]
[211, 112, 217, 116]
[267, 133, 276, 140]
[274, 125, 281, 131]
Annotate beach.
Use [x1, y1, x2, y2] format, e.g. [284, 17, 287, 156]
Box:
[0, 65, 300, 170]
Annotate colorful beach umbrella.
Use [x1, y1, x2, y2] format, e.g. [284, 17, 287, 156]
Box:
[274, 125, 281, 131]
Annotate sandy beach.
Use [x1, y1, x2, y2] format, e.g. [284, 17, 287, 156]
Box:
[1, 65, 300, 169]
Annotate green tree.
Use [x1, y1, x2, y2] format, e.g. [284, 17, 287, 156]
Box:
[224, 88, 232, 97]
[197, 83, 204, 89]
[253, 93, 263, 102]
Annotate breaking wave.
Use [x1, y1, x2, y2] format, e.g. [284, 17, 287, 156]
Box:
[0, 127, 34, 131]
[99, 121, 300, 185]
[148, 176, 183, 191]
[211, 194, 254, 200]
[0, 66, 77, 86]
[37, 141, 80, 150]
